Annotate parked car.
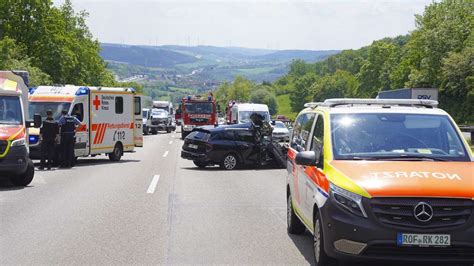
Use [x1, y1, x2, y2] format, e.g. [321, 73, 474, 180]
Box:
[181, 122, 286, 170]
[272, 121, 290, 142]
[286, 98, 474, 265]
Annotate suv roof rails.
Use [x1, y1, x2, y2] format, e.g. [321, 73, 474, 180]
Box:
[304, 98, 438, 109]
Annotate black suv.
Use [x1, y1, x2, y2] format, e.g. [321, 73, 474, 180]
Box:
[181, 123, 286, 170]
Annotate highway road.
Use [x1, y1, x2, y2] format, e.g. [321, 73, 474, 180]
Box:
[0, 132, 468, 265]
[0, 132, 313, 265]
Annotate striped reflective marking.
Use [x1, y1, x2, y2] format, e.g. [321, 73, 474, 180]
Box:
[98, 123, 107, 144]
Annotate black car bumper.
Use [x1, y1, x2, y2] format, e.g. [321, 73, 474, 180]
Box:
[181, 150, 209, 161]
[320, 197, 474, 262]
[0, 146, 29, 178]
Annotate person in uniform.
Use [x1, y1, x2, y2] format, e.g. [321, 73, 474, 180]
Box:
[39, 110, 59, 170]
[58, 110, 82, 168]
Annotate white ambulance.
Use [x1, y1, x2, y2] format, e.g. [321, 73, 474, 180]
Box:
[28, 85, 143, 161]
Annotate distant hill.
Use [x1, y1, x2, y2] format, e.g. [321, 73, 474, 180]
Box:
[100, 43, 340, 90]
[100, 44, 196, 67]
[255, 50, 340, 62]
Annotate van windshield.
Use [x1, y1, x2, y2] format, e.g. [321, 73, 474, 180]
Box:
[184, 102, 213, 114]
[239, 111, 270, 123]
[331, 113, 470, 162]
[0, 96, 22, 125]
[29, 102, 71, 120]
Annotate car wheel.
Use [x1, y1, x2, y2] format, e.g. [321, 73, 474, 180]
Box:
[10, 159, 34, 187]
[313, 212, 334, 266]
[166, 127, 171, 133]
[193, 160, 208, 168]
[287, 194, 305, 234]
[220, 153, 238, 170]
[109, 143, 123, 161]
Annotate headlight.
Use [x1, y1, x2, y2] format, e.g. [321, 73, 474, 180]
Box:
[329, 183, 367, 218]
[11, 138, 27, 147]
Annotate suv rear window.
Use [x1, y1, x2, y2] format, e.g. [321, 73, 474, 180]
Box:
[188, 130, 210, 142]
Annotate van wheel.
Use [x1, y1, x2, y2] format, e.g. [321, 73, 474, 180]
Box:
[287, 194, 305, 234]
[313, 213, 334, 266]
[193, 160, 208, 168]
[109, 143, 123, 161]
[220, 153, 238, 170]
[166, 127, 171, 133]
[11, 160, 34, 187]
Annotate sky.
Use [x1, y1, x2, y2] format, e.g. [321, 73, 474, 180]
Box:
[53, 0, 431, 51]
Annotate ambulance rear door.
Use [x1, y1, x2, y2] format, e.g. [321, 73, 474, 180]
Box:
[71, 94, 89, 157]
[134, 96, 143, 147]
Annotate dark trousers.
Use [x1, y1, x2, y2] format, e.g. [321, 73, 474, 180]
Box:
[40, 140, 55, 168]
[61, 134, 75, 167]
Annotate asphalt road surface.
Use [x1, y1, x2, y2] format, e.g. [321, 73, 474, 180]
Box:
[0, 132, 470, 265]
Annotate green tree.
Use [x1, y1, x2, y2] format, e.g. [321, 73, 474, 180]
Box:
[311, 70, 359, 102]
[289, 73, 319, 112]
[0, 37, 51, 86]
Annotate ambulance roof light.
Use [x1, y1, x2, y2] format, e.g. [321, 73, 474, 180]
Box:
[28, 87, 37, 95]
[76, 87, 90, 96]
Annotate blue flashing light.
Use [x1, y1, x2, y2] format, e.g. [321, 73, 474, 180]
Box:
[28, 87, 37, 95]
[208, 96, 212, 101]
[29, 135, 39, 145]
[76, 87, 90, 96]
[187, 95, 192, 100]
[128, 87, 136, 93]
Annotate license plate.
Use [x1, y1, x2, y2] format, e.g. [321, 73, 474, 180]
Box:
[188, 144, 198, 149]
[397, 233, 450, 247]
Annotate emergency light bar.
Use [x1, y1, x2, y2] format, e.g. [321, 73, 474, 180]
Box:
[304, 98, 438, 109]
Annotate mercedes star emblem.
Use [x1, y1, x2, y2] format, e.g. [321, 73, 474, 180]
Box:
[413, 202, 434, 222]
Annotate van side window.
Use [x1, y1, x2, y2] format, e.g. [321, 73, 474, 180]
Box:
[134, 97, 141, 115]
[291, 113, 316, 152]
[115, 97, 123, 114]
[311, 115, 324, 168]
[72, 103, 84, 121]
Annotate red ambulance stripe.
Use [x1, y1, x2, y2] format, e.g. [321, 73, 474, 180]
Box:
[93, 124, 103, 144]
[99, 123, 108, 144]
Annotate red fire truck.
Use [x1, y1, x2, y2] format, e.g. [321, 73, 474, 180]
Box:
[180, 95, 217, 139]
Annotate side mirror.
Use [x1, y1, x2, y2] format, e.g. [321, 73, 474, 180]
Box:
[295, 151, 319, 166]
[27, 113, 42, 128]
[34, 114, 42, 128]
[271, 120, 276, 126]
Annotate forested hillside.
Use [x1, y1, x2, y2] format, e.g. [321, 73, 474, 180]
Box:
[0, 0, 139, 90]
[273, 0, 472, 123]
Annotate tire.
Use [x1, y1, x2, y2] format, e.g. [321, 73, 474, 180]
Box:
[220, 153, 238, 170]
[152, 129, 158, 135]
[287, 194, 305, 234]
[109, 143, 123, 161]
[143, 126, 148, 135]
[11, 159, 34, 187]
[181, 131, 188, 140]
[193, 160, 208, 168]
[166, 127, 171, 133]
[313, 212, 334, 266]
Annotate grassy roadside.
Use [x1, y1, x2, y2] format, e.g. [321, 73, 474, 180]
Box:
[276, 94, 297, 121]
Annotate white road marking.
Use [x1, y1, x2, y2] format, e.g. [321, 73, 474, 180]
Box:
[163, 151, 169, 157]
[169, 141, 173, 144]
[147, 175, 160, 194]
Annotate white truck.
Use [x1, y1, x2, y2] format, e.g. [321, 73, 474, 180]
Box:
[28, 85, 143, 161]
[0, 71, 41, 186]
[227, 103, 271, 124]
